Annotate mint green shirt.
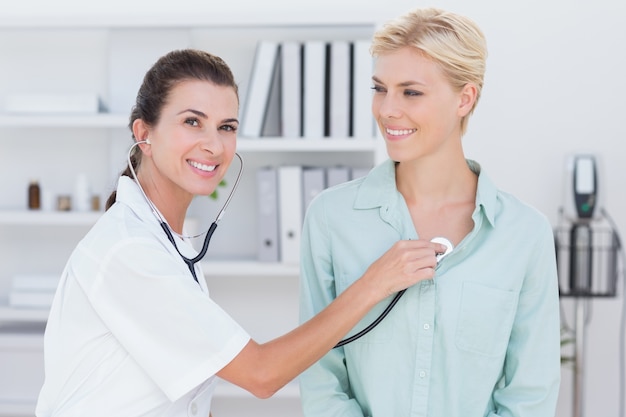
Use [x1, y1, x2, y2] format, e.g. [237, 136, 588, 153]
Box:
[299, 159, 560, 417]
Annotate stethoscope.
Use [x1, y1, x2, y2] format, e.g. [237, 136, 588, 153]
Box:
[128, 139, 453, 346]
[127, 140, 244, 283]
[333, 236, 454, 348]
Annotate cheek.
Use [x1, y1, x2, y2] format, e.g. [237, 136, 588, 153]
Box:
[371, 97, 383, 121]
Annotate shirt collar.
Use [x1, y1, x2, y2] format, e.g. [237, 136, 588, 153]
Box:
[354, 159, 498, 227]
[116, 175, 160, 222]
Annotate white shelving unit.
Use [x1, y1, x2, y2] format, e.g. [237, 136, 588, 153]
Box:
[0, 14, 384, 417]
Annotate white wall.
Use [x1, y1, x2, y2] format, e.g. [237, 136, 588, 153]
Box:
[4, 0, 626, 416]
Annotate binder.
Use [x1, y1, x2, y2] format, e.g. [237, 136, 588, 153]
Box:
[302, 41, 327, 138]
[351, 40, 375, 139]
[241, 41, 280, 138]
[278, 165, 303, 264]
[326, 166, 351, 188]
[261, 47, 282, 137]
[327, 40, 351, 138]
[302, 167, 326, 216]
[280, 41, 303, 138]
[256, 167, 280, 262]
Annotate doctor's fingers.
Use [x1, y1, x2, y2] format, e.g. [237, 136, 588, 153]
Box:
[370, 240, 439, 277]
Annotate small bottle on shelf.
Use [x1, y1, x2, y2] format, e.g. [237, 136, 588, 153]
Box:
[28, 179, 41, 210]
[73, 173, 91, 212]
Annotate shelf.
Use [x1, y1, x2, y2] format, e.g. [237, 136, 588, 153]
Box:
[0, 210, 102, 226]
[237, 138, 376, 152]
[202, 260, 299, 278]
[0, 113, 128, 128]
[0, 400, 35, 416]
[0, 323, 45, 346]
[0, 300, 49, 324]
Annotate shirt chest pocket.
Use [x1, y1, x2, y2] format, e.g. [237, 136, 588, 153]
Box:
[455, 282, 519, 358]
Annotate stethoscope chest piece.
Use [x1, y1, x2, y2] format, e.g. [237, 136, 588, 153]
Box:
[431, 236, 454, 263]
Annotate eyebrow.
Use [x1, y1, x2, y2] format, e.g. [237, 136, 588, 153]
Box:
[178, 108, 207, 118]
[371, 76, 426, 87]
[177, 108, 239, 124]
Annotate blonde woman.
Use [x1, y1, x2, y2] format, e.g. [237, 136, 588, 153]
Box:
[299, 8, 560, 417]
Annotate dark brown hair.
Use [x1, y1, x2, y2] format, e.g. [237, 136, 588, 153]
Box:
[105, 49, 239, 210]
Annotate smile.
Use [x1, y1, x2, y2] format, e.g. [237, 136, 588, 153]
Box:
[386, 128, 416, 136]
[188, 160, 217, 172]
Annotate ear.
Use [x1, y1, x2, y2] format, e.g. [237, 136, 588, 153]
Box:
[457, 83, 478, 118]
[132, 119, 152, 155]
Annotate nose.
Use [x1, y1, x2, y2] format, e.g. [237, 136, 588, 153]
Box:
[200, 129, 224, 155]
[374, 92, 402, 120]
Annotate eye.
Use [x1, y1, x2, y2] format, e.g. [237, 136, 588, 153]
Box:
[371, 84, 386, 93]
[404, 89, 423, 97]
[220, 123, 238, 132]
[184, 117, 199, 127]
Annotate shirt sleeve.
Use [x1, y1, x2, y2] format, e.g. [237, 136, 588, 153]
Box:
[490, 219, 561, 416]
[298, 196, 366, 417]
[75, 236, 250, 401]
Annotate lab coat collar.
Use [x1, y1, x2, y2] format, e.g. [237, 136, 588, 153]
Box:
[114, 176, 200, 259]
[116, 175, 161, 223]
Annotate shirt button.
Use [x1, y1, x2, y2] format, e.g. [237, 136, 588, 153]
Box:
[190, 402, 198, 415]
[419, 371, 426, 378]
[423, 323, 430, 330]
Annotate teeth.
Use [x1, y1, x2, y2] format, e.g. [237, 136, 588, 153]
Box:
[188, 160, 217, 172]
[386, 128, 416, 136]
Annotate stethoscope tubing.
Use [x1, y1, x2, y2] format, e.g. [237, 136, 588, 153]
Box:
[333, 237, 453, 348]
[127, 140, 244, 282]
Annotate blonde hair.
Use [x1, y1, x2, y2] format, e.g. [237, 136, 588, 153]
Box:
[371, 8, 487, 135]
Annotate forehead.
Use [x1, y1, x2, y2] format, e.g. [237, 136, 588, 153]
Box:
[373, 46, 444, 84]
[166, 79, 238, 109]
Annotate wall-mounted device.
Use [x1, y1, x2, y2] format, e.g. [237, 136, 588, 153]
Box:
[565, 155, 599, 294]
[556, 153, 619, 297]
[563, 154, 599, 221]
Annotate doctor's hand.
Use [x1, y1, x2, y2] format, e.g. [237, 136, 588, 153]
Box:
[361, 240, 445, 301]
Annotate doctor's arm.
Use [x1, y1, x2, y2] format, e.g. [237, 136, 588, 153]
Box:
[489, 222, 561, 417]
[216, 237, 443, 401]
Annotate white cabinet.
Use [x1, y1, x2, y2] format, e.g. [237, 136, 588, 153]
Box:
[0, 16, 383, 417]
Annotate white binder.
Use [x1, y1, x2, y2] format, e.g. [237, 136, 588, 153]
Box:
[241, 41, 280, 138]
[328, 40, 351, 138]
[351, 40, 375, 139]
[278, 165, 303, 264]
[280, 41, 303, 138]
[302, 40, 327, 138]
[256, 167, 280, 262]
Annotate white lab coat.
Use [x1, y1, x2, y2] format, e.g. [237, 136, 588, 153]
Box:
[36, 176, 250, 417]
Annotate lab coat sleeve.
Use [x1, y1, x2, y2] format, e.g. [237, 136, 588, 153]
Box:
[298, 194, 367, 417]
[489, 219, 561, 417]
[77, 236, 249, 402]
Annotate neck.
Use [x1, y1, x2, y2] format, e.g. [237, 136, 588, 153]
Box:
[136, 173, 191, 235]
[395, 155, 477, 208]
